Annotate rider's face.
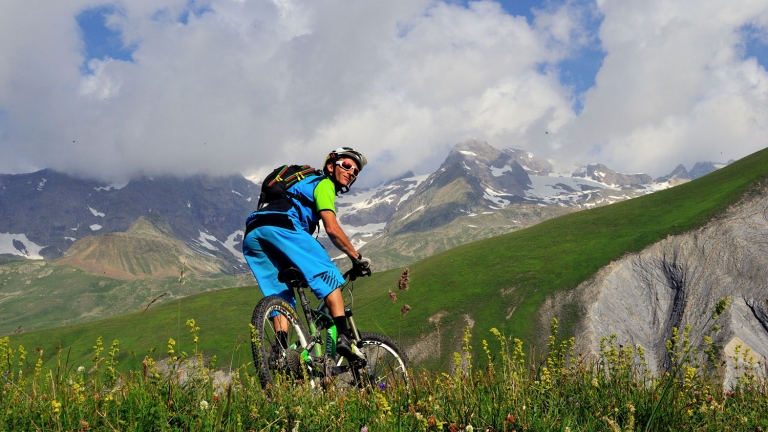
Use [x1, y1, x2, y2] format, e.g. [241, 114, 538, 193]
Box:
[329, 157, 359, 186]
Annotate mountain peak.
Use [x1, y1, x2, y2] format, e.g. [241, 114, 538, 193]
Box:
[450, 139, 501, 161]
[58, 216, 222, 279]
[126, 214, 175, 238]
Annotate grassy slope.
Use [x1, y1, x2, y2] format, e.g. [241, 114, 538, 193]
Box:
[8, 146, 768, 372]
[0, 260, 249, 336]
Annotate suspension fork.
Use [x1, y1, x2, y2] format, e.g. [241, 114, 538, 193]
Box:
[345, 308, 361, 341]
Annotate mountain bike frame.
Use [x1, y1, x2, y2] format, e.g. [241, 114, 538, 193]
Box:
[277, 267, 363, 368]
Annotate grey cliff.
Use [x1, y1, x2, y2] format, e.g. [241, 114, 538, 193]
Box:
[547, 182, 768, 387]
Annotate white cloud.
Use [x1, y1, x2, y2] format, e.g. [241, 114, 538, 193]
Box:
[0, 0, 766, 184]
[558, 0, 768, 175]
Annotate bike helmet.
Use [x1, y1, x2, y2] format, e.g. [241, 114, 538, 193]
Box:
[323, 147, 367, 194]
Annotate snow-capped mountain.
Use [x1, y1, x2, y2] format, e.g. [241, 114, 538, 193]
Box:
[1, 143, 730, 273]
[0, 169, 257, 270]
[341, 140, 731, 269]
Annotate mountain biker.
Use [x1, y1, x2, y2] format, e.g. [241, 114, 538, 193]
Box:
[242, 147, 371, 360]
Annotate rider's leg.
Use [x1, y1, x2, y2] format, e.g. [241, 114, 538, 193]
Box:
[323, 288, 351, 336]
[324, 287, 363, 359]
[323, 288, 345, 317]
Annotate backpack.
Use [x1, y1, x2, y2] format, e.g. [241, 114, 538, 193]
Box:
[257, 165, 323, 212]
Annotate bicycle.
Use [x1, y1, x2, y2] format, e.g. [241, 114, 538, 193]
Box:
[249, 266, 410, 390]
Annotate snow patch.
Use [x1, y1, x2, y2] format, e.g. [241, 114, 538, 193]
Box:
[197, 231, 220, 251]
[89, 224, 102, 231]
[397, 174, 429, 204]
[223, 231, 245, 263]
[231, 190, 243, 197]
[0, 233, 46, 259]
[88, 207, 105, 217]
[37, 178, 47, 191]
[343, 222, 387, 237]
[491, 165, 512, 177]
[483, 187, 510, 207]
[94, 181, 128, 191]
[458, 150, 477, 156]
[400, 205, 425, 221]
[65, 237, 76, 242]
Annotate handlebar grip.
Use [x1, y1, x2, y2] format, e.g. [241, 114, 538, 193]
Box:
[343, 266, 372, 281]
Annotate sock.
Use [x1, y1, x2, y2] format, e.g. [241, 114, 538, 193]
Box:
[275, 330, 288, 348]
[333, 316, 349, 338]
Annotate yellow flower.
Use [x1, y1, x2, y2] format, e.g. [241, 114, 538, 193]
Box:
[51, 400, 62, 414]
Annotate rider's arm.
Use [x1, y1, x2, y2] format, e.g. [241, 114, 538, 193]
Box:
[314, 178, 360, 259]
[319, 210, 359, 259]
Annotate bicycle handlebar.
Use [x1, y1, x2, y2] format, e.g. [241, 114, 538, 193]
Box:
[343, 266, 371, 281]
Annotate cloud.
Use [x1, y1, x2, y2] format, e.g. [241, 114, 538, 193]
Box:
[0, 0, 766, 185]
[554, 0, 768, 175]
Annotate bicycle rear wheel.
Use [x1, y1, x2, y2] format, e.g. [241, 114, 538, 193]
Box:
[251, 296, 310, 389]
[336, 332, 410, 389]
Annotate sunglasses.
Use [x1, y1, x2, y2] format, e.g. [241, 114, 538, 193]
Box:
[335, 160, 359, 176]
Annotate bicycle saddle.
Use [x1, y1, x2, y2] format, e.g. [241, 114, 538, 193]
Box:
[277, 267, 306, 284]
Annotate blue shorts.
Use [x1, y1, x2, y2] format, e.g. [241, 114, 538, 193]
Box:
[242, 224, 345, 310]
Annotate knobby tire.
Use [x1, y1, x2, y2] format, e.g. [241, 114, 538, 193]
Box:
[251, 296, 310, 389]
[337, 332, 410, 389]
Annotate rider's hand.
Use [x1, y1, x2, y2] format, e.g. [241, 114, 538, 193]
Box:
[351, 254, 372, 276]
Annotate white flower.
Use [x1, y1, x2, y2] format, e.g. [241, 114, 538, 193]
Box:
[199, 400, 209, 410]
[465, 426, 474, 432]
[77, 366, 85, 373]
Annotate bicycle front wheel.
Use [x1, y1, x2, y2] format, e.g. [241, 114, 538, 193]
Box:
[337, 332, 410, 389]
[251, 296, 310, 389]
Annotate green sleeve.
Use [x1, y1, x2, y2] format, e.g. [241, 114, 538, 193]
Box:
[314, 178, 337, 213]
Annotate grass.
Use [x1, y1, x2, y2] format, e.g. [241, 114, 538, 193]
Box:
[0, 260, 249, 336]
[2, 306, 766, 431]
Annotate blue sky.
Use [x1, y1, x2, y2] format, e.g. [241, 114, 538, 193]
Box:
[2, 0, 768, 183]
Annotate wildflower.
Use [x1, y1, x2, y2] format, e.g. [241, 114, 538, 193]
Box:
[400, 304, 411, 315]
[200, 400, 209, 410]
[388, 289, 397, 302]
[361, 427, 369, 432]
[591, 378, 599, 388]
[428, 415, 437, 427]
[51, 400, 62, 414]
[80, 420, 90, 430]
[398, 268, 410, 290]
[379, 382, 387, 390]
[506, 414, 515, 423]
[465, 425, 474, 432]
[77, 366, 85, 373]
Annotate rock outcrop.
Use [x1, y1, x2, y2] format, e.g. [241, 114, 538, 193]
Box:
[574, 164, 653, 187]
[551, 182, 768, 386]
